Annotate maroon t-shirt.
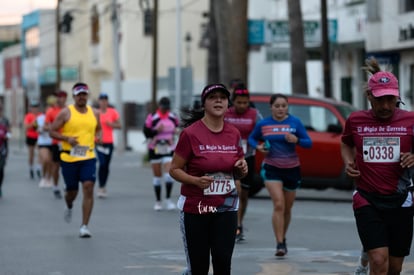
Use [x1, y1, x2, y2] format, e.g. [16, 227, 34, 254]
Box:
[342, 108, 414, 209]
[174, 120, 244, 214]
[225, 107, 259, 157]
[224, 107, 258, 139]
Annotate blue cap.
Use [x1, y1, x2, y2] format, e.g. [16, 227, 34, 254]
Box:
[99, 93, 108, 99]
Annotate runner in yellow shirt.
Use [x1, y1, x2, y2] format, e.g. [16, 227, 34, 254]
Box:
[50, 82, 101, 238]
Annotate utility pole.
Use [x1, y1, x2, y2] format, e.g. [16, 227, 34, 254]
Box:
[112, 0, 125, 152]
[321, 0, 332, 98]
[151, 0, 158, 111]
[175, 0, 182, 112]
[55, 0, 62, 91]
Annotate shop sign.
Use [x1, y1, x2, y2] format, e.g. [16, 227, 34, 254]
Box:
[248, 19, 337, 45]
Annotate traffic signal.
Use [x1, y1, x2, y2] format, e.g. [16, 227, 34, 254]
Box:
[60, 12, 74, 33]
[143, 9, 153, 36]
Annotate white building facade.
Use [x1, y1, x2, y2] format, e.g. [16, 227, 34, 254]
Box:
[248, 0, 367, 105]
[364, 0, 414, 109]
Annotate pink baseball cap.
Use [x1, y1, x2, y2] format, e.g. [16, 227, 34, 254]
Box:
[368, 71, 399, 97]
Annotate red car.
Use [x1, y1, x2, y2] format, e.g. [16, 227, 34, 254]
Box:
[248, 93, 356, 196]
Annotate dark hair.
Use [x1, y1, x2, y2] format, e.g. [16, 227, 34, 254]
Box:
[231, 87, 249, 102]
[270, 93, 288, 105]
[361, 57, 395, 95]
[362, 57, 381, 94]
[158, 97, 170, 109]
[180, 107, 204, 128]
[229, 78, 245, 90]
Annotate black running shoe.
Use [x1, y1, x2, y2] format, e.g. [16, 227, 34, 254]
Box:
[275, 242, 287, 257]
[236, 226, 245, 242]
[30, 170, 34, 180]
[54, 190, 62, 199]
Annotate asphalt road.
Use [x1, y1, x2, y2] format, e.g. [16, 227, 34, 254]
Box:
[1, 142, 414, 275]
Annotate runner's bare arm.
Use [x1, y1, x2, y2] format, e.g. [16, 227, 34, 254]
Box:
[93, 108, 102, 143]
[169, 153, 213, 188]
[49, 108, 77, 145]
[341, 142, 360, 178]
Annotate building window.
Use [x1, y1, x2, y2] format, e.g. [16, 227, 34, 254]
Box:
[366, 0, 380, 21]
[25, 27, 39, 58]
[400, 0, 414, 12]
[124, 102, 148, 129]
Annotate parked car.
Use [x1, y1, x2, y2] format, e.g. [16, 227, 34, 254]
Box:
[248, 93, 357, 196]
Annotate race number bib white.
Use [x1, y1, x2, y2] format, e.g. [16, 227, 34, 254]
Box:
[154, 143, 171, 155]
[204, 172, 235, 195]
[362, 137, 400, 163]
[70, 145, 89, 157]
[241, 139, 247, 154]
[96, 145, 110, 155]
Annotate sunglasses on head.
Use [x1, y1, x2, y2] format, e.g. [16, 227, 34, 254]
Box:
[234, 89, 249, 95]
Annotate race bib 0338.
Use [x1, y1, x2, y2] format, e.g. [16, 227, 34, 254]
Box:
[362, 137, 400, 163]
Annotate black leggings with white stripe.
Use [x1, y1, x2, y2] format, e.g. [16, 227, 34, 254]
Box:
[180, 211, 237, 275]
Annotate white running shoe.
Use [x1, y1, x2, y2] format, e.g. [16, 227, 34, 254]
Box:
[165, 199, 176, 210]
[97, 188, 107, 198]
[154, 201, 162, 211]
[44, 178, 54, 188]
[79, 225, 92, 238]
[64, 208, 72, 223]
[38, 178, 47, 188]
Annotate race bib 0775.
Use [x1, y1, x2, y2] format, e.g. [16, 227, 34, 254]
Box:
[204, 172, 235, 195]
[362, 137, 400, 163]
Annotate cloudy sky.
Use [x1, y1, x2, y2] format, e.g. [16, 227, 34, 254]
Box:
[0, 0, 57, 25]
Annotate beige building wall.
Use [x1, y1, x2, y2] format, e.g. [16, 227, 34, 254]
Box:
[2, 45, 25, 142]
[0, 24, 20, 41]
[58, 0, 208, 102]
[54, 0, 208, 152]
[59, 1, 111, 99]
[121, 1, 208, 81]
[38, 10, 57, 69]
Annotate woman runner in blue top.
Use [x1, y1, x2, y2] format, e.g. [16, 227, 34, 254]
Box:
[248, 93, 312, 257]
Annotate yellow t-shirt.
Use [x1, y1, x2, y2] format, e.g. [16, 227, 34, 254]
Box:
[60, 105, 97, 162]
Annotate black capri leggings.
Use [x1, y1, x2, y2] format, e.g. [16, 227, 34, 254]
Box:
[180, 211, 237, 275]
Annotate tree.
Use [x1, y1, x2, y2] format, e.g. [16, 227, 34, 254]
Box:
[287, 0, 308, 95]
[209, 0, 248, 86]
[206, 1, 219, 84]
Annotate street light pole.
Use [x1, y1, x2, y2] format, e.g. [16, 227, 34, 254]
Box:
[151, 0, 158, 112]
[55, 0, 62, 91]
[321, 0, 332, 98]
[112, 0, 125, 152]
[175, 0, 182, 112]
